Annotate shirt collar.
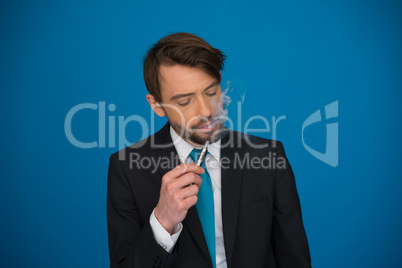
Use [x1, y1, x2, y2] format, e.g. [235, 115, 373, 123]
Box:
[170, 126, 221, 162]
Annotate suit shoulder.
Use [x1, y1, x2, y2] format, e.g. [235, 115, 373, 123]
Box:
[109, 133, 158, 162]
[109, 123, 172, 163]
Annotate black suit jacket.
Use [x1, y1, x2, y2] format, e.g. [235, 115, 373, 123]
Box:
[107, 123, 311, 268]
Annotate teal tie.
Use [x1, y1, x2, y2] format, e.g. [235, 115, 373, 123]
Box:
[189, 149, 216, 268]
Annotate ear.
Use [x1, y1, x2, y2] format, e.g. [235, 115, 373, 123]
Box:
[146, 94, 166, 117]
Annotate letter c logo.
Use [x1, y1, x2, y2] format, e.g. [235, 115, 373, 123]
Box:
[302, 101, 338, 167]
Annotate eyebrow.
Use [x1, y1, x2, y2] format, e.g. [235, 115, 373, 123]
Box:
[169, 80, 220, 102]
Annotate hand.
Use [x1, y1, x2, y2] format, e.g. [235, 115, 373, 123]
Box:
[154, 163, 204, 235]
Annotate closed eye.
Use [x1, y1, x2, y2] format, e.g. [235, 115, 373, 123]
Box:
[206, 91, 217, 96]
[178, 99, 191, 106]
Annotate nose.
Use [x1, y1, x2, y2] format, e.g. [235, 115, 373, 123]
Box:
[197, 97, 212, 119]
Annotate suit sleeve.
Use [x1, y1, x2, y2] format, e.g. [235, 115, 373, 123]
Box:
[272, 141, 312, 268]
[107, 153, 178, 268]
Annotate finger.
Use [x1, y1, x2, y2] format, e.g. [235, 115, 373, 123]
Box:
[167, 163, 204, 179]
[183, 195, 198, 208]
[163, 172, 202, 194]
[175, 172, 203, 188]
[176, 184, 200, 200]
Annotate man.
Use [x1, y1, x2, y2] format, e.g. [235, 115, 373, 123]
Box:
[107, 32, 311, 268]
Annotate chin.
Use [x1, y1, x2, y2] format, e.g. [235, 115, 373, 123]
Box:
[190, 127, 223, 145]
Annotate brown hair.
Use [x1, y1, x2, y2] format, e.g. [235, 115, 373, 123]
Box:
[143, 32, 226, 102]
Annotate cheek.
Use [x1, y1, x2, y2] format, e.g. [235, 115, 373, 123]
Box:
[211, 96, 222, 113]
[214, 91, 222, 104]
[183, 112, 199, 128]
[166, 107, 195, 127]
[165, 108, 183, 124]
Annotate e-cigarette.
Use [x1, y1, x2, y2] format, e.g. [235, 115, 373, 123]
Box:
[195, 141, 210, 166]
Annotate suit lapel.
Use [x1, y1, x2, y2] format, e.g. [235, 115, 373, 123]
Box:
[221, 130, 244, 268]
[154, 123, 212, 264]
[183, 207, 211, 264]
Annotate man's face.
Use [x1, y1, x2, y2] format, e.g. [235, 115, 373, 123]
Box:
[152, 64, 223, 146]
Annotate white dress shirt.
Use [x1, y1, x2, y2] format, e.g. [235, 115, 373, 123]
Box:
[149, 126, 227, 268]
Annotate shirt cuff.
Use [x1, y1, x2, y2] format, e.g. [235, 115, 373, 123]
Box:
[149, 208, 183, 253]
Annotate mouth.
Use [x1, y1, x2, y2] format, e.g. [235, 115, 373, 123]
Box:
[197, 121, 219, 132]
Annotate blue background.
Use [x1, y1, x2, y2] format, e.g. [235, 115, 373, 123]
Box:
[1, 0, 401, 267]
